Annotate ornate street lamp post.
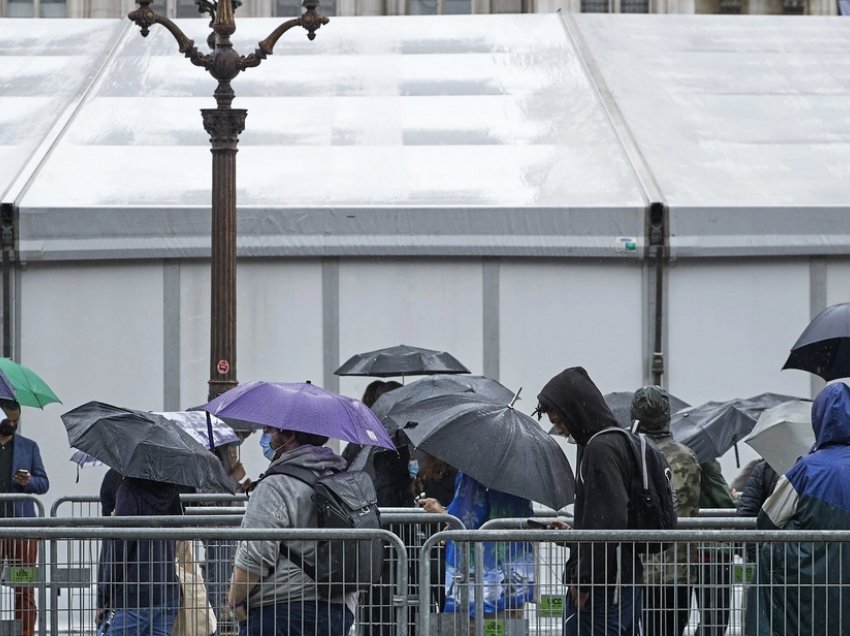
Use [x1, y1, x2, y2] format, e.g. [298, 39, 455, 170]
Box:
[128, 0, 327, 400]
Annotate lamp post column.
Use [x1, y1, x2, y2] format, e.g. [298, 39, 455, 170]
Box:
[203, 100, 245, 401]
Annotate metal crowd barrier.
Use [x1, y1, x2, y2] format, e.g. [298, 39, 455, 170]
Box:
[0, 494, 46, 636]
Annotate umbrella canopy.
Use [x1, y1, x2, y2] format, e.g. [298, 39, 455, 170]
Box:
[69, 411, 239, 467]
[743, 400, 814, 474]
[603, 391, 691, 429]
[783, 302, 850, 381]
[0, 358, 60, 408]
[0, 369, 17, 405]
[671, 392, 802, 464]
[398, 393, 574, 510]
[371, 374, 516, 434]
[61, 401, 234, 492]
[202, 381, 396, 450]
[334, 345, 470, 378]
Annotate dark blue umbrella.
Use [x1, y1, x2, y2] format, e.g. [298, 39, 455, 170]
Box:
[202, 381, 396, 450]
[783, 302, 850, 381]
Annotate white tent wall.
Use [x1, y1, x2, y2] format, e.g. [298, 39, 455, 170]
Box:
[3, 14, 850, 510]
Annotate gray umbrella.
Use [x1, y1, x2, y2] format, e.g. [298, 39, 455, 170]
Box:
[398, 393, 574, 510]
[783, 302, 850, 381]
[671, 392, 802, 464]
[334, 344, 470, 378]
[62, 401, 235, 492]
[371, 374, 516, 434]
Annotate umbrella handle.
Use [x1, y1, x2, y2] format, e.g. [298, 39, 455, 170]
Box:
[205, 411, 215, 451]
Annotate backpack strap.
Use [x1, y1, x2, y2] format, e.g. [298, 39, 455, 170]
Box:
[586, 427, 645, 514]
[255, 464, 326, 583]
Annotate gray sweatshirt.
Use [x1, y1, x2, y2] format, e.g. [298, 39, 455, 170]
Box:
[234, 444, 354, 610]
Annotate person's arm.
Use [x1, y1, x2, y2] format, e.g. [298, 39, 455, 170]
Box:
[699, 459, 735, 509]
[737, 461, 767, 518]
[16, 441, 49, 494]
[757, 474, 799, 530]
[227, 565, 261, 621]
[574, 438, 630, 594]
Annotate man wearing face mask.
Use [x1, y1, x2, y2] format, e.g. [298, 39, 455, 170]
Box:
[535, 367, 642, 636]
[0, 399, 49, 636]
[228, 426, 354, 635]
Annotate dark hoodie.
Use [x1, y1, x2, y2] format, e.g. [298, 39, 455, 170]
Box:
[537, 367, 642, 590]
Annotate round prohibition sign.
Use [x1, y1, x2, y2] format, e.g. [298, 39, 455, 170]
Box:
[216, 359, 231, 375]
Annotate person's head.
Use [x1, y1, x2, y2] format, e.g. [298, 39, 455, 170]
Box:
[811, 382, 850, 451]
[535, 366, 618, 446]
[630, 385, 671, 435]
[0, 418, 16, 438]
[259, 426, 329, 461]
[361, 380, 388, 408]
[0, 399, 21, 427]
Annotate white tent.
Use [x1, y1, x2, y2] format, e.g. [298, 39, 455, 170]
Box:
[2, 13, 849, 505]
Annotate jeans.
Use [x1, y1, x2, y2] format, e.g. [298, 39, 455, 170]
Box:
[107, 607, 178, 636]
[239, 600, 354, 636]
[563, 586, 642, 636]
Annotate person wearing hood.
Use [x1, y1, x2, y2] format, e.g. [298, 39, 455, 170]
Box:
[746, 382, 850, 636]
[536, 367, 642, 636]
[631, 386, 701, 636]
[227, 427, 356, 636]
[96, 476, 183, 635]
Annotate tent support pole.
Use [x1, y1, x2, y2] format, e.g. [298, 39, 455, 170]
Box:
[0, 203, 14, 359]
[647, 202, 668, 386]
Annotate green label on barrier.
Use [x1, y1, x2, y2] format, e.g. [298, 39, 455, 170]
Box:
[482, 619, 504, 636]
[733, 563, 755, 584]
[7, 567, 37, 584]
[537, 594, 564, 617]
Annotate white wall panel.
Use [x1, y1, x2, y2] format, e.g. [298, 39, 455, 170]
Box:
[668, 259, 812, 484]
[499, 261, 645, 414]
[337, 260, 483, 403]
[179, 260, 325, 412]
[826, 259, 850, 307]
[18, 262, 164, 513]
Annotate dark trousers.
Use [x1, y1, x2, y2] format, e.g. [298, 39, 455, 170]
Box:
[0, 538, 37, 636]
[643, 585, 691, 636]
[696, 559, 731, 636]
[563, 586, 642, 636]
[240, 601, 354, 636]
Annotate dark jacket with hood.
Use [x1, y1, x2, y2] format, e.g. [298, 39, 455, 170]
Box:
[537, 367, 642, 591]
[97, 477, 182, 611]
[746, 382, 850, 636]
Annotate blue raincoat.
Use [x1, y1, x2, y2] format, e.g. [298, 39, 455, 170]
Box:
[443, 472, 535, 617]
[746, 382, 850, 635]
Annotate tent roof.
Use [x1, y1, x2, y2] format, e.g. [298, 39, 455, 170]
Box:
[3, 14, 850, 261]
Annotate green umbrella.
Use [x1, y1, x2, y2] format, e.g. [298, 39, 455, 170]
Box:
[0, 359, 60, 408]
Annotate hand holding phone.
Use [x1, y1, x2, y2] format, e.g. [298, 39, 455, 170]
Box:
[13, 469, 30, 485]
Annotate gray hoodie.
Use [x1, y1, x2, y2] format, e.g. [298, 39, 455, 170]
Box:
[234, 444, 353, 609]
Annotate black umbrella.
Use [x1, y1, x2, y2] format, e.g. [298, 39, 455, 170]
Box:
[334, 345, 470, 378]
[398, 393, 574, 510]
[671, 392, 802, 464]
[783, 302, 850, 381]
[61, 401, 235, 492]
[371, 374, 516, 434]
[603, 391, 691, 429]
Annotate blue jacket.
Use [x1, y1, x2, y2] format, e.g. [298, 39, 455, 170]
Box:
[4, 434, 49, 518]
[747, 383, 850, 635]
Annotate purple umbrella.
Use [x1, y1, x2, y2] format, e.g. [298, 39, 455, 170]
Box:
[202, 381, 396, 450]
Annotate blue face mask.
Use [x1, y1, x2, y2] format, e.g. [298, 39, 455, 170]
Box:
[408, 460, 420, 479]
[259, 432, 276, 461]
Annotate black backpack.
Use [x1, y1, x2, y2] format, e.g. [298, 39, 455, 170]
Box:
[589, 427, 678, 553]
[250, 462, 385, 596]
